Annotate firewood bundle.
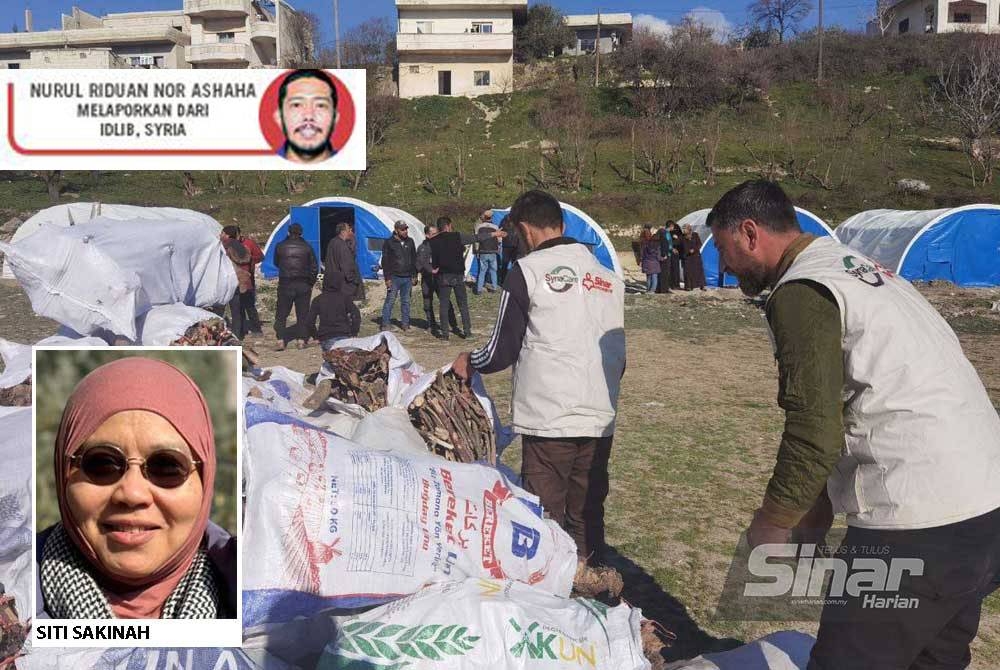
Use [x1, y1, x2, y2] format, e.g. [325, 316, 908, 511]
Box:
[170, 318, 260, 368]
[322, 343, 391, 411]
[0, 376, 30, 407]
[408, 370, 495, 463]
[0, 594, 26, 667]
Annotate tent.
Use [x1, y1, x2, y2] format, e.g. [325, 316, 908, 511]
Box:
[261, 197, 425, 280]
[2, 202, 220, 279]
[466, 201, 624, 280]
[676, 206, 834, 287]
[836, 205, 1000, 287]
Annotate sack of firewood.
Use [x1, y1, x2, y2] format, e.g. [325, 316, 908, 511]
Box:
[137, 304, 231, 345]
[314, 332, 424, 411]
[0, 407, 32, 639]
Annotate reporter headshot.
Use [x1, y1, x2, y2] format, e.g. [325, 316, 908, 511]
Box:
[36, 357, 236, 620]
[274, 69, 338, 164]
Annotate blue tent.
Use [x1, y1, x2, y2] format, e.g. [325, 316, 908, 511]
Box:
[677, 206, 834, 287]
[262, 197, 414, 280]
[836, 205, 1000, 287]
[466, 201, 623, 280]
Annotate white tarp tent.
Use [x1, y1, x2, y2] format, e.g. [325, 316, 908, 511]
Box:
[2, 203, 221, 279]
[836, 205, 1000, 287]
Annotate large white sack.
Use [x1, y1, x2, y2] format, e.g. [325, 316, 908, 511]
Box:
[318, 578, 650, 670]
[0, 217, 237, 340]
[15, 646, 288, 670]
[137, 303, 223, 345]
[241, 419, 578, 627]
[243, 367, 363, 436]
[666, 631, 815, 670]
[0, 339, 32, 388]
[0, 407, 33, 627]
[36, 333, 110, 347]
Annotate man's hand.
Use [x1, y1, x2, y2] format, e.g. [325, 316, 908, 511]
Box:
[451, 352, 472, 381]
[746, 508, 792, 550]
[432, 268, 439, 275]
[385, 279, 392, 288]
[790, 490, 834, 551]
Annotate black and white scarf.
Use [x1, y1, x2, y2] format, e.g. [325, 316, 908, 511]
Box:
[40, 523, 222, 619]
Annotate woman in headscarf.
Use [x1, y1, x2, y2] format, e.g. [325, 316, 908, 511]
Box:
[681, 224, 707, 291]
[668, 222, 684, 290]
[36, 357, 236, 619]
[639, 227, 661, 293]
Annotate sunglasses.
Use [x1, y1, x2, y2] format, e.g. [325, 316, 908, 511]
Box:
[68, 445, 201, 489]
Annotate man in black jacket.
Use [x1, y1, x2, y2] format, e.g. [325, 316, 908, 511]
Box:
[323, 223, 363, 301]
[379, 221, 417, 331]
[306, 271, 361, 353]
[417, 224, 457, 337]
[429, 217, 501, 340]
[273, 222, 317, 351]
[498, 214, 526, 286]
[474, 210, 501, 295]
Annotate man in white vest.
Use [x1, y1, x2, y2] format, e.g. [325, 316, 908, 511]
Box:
[452, 190, 626, 568]
[707, 180, 1000, 669]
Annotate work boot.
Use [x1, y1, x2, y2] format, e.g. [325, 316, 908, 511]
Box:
[303, 379, 333, 410]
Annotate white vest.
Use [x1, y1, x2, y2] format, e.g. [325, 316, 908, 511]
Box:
[770, 237, 1000, 529]
[512, 243, 626, 438]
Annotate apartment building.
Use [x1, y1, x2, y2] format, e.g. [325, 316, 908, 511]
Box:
[870, 0, 1000, 34]
[0, 1, 287, 70]
[562, 13, 632, 56]
[396, 0, 527, 98]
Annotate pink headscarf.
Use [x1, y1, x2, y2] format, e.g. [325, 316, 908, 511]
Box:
[54, 357, 216, 619]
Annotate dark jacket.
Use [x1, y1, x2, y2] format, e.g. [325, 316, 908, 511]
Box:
[323, 236, 361, 293]
[381, 234, 417, 278]
[475, 224, 500, 254]
[429, 231, 467, 275]
[275, 235, 318, 284]
[416, 239, 434, 276]
[308, 274, 361, 341]
[36, 521, 237, 619]
[500, 218, 527, 259]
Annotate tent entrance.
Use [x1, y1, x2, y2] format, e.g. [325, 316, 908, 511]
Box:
[319, 207, 355, 265]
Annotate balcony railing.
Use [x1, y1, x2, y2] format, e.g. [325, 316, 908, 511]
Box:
[396, 31, 513, 53]
[184, 0, 251, 17]
[185, 42, 251, 63]
[249, 21, 277, 42]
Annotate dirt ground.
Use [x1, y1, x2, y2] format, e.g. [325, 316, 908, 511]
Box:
[2, 277, 999, 666]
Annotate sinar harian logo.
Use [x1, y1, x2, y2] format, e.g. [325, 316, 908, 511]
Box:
[544, 266, 578, 293]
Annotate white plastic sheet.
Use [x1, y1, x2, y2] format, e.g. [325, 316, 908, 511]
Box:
[0, 406, 33, 627]
[136, 304, 223, 346]
[666, 632, 815, 670]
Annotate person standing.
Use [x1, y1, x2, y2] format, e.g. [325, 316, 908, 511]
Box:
[452, 190, 626, 568]
[668, 222, 683, 289]
[379, 221, 417, 331]
[416, 224, 457, 336]
[681, 224, 707, 291]
[306, 271, 361, 353]
[323, 223, 363, 301]
[220, 226, 251, 340]
[474, 210, 500, 295]
[639, 226, 661, 293]
[707, 180, 1000, 670]
[656, 222, 674, 294]
[273, 222, 317, 351]
[236, 226, 265, 336]
[498, 214, 524, 286]
[429, 217, 502, 340]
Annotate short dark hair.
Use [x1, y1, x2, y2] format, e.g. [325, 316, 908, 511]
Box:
[222, 225, 239, 238]
[508, 190, 563, 231]
[278, 69, 338, 109]
[335, 222, 351, 235]
[436, 216, 452, 228]
[707, 180, 800, 234]
[288, 223, 303, 236]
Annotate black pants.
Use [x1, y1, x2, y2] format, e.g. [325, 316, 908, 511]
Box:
[274, 279, 312, 345]
[421, 272, 456, 332]
[227, 291, 245, 339]
[436, 273, 470, 336]
[498, 248, 516, 287]
[520, 435, 613, 563]
[809, 505, 1000, 670]
[241, 287, 262, 334]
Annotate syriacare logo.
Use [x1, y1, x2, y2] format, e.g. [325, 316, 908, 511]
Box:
[544, 266, 578, 293]
[745, 543, 923, 610]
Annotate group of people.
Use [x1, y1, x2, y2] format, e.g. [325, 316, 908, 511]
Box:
[637, 222, 708, 292]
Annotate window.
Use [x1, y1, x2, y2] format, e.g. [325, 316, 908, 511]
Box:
[580, 38, 596, 53]
[154, 56, 165, 68]
[471, 22, 493, 33]
[8, 63, 19, 69]
[130, 56, 141, 66]
[898, 18, 910, 32]
[409, 65, 419, 74]
[415, 21, 432, 34]
[953, 12, 971, 22]
[218, 32, 235, 43]
[474, 70, 490, 86]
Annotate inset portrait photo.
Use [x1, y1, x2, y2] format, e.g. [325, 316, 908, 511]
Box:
[33, 348, 239, 631]
[258, 69, 356, 165]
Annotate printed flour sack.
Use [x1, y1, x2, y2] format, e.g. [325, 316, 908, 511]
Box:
[318, 578, 651, 670]
[242, 420, 578, 626]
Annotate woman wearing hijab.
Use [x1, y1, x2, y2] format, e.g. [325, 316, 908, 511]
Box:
[681, 224, 707, 291]
[668, 222, 683, 290]
[36, 357, 236, 619]
[639, 227, 661, 293]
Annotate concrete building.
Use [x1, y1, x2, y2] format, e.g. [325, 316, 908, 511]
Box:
[0, 2, 285, 70]
[868, 0, 1000, 34]
[562, 13, 632, 56]
[396, 0, 527, 99]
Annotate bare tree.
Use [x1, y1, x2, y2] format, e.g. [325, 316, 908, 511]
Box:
[348, 94, 401, 191]
[934, 38, 1000, 186]
[871, 0, 897, 36]
[40, 171, 62, 204]
[283, 11, 319, 67]
[748, 0, 814, 43]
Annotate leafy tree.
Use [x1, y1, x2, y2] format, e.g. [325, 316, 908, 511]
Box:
[514, 4, 575, 62]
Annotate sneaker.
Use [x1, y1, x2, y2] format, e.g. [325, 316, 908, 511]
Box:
[303, 379, 333, 410]
[401, 324, 410, 332]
